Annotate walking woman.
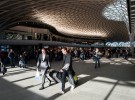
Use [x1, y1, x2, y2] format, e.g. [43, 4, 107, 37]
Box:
[37, 48, 52, 90]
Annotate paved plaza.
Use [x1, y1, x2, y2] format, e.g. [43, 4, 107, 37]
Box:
[0, 58, 135, 100]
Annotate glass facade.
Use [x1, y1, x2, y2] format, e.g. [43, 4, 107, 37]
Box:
[105, 41, 135, 47]
[103, 0, 128, 24]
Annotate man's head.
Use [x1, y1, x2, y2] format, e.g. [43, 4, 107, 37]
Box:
[41, 48, 46, 54]
[95, 48, 99, 52]
[61, 47, 67, 55]
[10, 49, 13, 52]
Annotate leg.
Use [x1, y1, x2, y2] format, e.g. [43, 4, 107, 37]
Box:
[13, 59, 15, 67]
[11, 59, 15, 67]
[10, 59, 13, 67]
[98, 59, 100, 68]
[95, 58, 97, 69]
[2, 67, 5, 75]
[42, 73, 46, 88]
[49, 72, 58, 83]
[67, 71, 75, 90]
[39, 69, 47, 90]
[46, 74, 51, 86]
[67, 71, 75, 86]
[61, 70, 67, 92]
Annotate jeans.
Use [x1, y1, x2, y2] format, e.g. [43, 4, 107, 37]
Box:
[10, 58, 15, 67]
[61, 70, 75, 91]
[95, 57, 100, 68]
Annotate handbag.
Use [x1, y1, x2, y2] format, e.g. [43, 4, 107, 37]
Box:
[35, 69, 40, 80]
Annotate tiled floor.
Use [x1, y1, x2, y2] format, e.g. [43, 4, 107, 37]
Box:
[0, 58, 135, 100]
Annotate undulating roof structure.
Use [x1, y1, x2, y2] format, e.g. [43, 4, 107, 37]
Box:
[0, 0, 133, 42]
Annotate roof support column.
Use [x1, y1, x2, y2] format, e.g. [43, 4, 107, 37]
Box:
[129, 32, 134, 56]
[49, 31, 52, 41]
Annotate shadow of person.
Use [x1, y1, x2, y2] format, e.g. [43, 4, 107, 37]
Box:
[77, 74, 97, 87]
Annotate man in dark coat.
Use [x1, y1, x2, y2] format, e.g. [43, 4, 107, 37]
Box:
[60, 47, 75, 94]
[8, 49, 15, 68]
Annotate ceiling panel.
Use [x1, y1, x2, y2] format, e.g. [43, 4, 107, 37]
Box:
[0, 0, 130, 41]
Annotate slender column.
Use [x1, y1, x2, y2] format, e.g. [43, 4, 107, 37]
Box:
[130, 32, 134, 56]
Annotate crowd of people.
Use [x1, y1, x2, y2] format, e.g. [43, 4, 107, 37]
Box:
[0, 46, 132, 94]
[0, 47, 131, 66]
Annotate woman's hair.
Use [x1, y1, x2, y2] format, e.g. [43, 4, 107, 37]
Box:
[42, 48, 46, 51]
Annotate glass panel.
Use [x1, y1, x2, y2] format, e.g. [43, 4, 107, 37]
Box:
[102, 0, 129, 25]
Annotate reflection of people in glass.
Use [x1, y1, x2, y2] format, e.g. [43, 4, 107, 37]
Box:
[60, 48, 75, 94]
[37, 48, 51, 90]
[93, 48, 101, 69]
[8, 49, 15, 68]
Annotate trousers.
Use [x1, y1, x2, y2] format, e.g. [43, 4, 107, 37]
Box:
[61, 70, 75, 91]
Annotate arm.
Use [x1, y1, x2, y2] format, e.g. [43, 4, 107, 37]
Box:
[62, 63, 70, 70]
[37, 55, 41, 69]
[47, 55, 51, 68]
[97, 52, 102, 55]
[62, 54, 71, 70]
[8, 53, 11, 59]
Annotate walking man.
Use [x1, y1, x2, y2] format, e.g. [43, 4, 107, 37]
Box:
[8, 49, 15, 68]
[60, 47, 75, 94]
[93, 48, 101, 69]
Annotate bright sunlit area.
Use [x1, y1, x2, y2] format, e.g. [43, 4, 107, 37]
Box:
[0, 57, 135, 100]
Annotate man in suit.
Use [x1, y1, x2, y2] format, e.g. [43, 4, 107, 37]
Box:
[60, 47, 75, 94]
[37, 48, 51, 90]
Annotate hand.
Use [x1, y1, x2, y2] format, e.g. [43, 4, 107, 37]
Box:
[60, 69, 63, 72]
[47, 68, 50, 72]
[37, 68, 39, 71]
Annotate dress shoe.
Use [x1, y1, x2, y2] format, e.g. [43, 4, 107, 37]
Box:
[54, 81, 58, 84]
[48, 81, 51, 86]
[3, 72, 5, 75]
[70, 85, 75, 91]
[60, 90, 65, 94]
[39, 87, 44, 90]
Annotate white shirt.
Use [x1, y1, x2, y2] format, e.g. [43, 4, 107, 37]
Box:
[42, 54, 46, 60]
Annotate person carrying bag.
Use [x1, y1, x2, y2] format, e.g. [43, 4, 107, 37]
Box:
[36, 48, 52, 90]
[0, 58, 7, 75]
